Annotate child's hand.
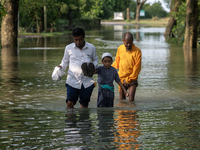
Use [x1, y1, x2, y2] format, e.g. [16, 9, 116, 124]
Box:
[126, 92, 129, 97]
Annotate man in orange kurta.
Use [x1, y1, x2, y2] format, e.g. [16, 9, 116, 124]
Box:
[112, 32, 141, 101]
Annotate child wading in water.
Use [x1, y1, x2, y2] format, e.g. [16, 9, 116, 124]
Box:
[95, 53, 129, 107]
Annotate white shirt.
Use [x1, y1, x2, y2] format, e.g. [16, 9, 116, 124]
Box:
[60, 42, 98, 89]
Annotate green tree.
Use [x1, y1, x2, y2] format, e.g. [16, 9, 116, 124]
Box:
[164, 0, 184, 37]
[129, 0, 136, 12]
[142, 3, 151, 18]
[124, 0, 132, 20]
[136, 0, 147, 22]
[19, 0, 107, 31]
[19, 0, 60, 32]
[59, 0, 80, 30]
[100, 0, 134, 20]
[0, 2, 7, 17]
[165, 0, 200, 47]
[1, 0, 19, 48]
[143, 2, 168, 18]
[80, 0, 103, 19]
[100, 0, 114, 19]
[171, 1, 186, 43]
[183, 0, 198, 49]
[150, 2, 168, 18]
[113, 0, 128, 12]
[20, 0, 39, 32]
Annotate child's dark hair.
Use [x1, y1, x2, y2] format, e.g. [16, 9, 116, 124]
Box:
[72, 28, 85, 37]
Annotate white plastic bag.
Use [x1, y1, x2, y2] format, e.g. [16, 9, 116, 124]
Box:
[52, 66, 65, 81]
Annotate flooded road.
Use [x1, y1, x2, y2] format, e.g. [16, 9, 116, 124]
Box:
[0, 25, 200, 149]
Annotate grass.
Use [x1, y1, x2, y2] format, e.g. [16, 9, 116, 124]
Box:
[18, 18, 169, 37]
[18, 31, 71, 37]
[101, 17, 169, 27]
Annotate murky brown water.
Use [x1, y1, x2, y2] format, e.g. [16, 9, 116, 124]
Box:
[0, 24, 200, 149]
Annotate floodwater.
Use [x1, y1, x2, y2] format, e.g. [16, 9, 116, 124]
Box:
[0, 24, 200, 149]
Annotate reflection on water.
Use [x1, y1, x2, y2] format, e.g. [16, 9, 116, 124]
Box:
[183, 48, 198, 89]
[1, 47, 19, 87]
[0, 25, 200, 149]
[114, 25, 124, 40]
[1, 107, 200, 149]
[114, 110, 141, 149]
[135, 25, 140, 42]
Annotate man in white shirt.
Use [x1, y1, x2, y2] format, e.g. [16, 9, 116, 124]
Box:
[58, 28, 98, 108]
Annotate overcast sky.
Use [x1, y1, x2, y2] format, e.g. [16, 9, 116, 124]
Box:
[146, 0, 170, 12]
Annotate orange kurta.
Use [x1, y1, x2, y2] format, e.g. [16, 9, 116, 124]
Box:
[112, 44, 141, 87]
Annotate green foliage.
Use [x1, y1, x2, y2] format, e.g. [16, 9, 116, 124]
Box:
[129, 0, 136, 12]
[0, 2, 7, 18]
[143, 2, 168, 18]
[124, 0, 136, 20]
[17, 0, 169, 32]
[80, 0, 103, 19]
[142, 3, 151, 18]
[60, 3, 68, 14]
[171, 1, 186, 43]
[112, 0, 126, 12]
[101, 0, 132, 20]
[19, 0, 72, 32]
[197, 0, 200, 38]
[167, 0, 200, 44]
[19, 0, 106, 31]
[123, 0, 132, 8]
[99, 0, 115, 19]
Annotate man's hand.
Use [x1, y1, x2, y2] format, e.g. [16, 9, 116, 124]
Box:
[57, 65, 62, 69]
[126, 92, 129, 97]
[123, 79, 128, 86]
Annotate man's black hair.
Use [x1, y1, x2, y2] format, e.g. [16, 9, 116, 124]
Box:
[72, 28, 85, 37]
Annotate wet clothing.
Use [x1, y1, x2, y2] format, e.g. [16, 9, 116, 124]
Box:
[60, 42, 98, 106]
[123, 80, 138, 90]
[112, 44, 141, 89]
[97, 88, 114, 107]
[60, 42, 98, 89]
[66, 83, 94, 107]
[96, 65, 120, 107]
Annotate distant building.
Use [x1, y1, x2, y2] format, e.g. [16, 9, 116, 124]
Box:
[113, 12, 124, 20]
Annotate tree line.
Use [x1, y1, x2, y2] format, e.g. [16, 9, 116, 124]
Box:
[0, 0, 199, 49]
[1, 0, 168, 33]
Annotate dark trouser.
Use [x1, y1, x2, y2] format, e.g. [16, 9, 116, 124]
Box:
[66, 83, 94, 107]
[97, 88, 114, 107]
